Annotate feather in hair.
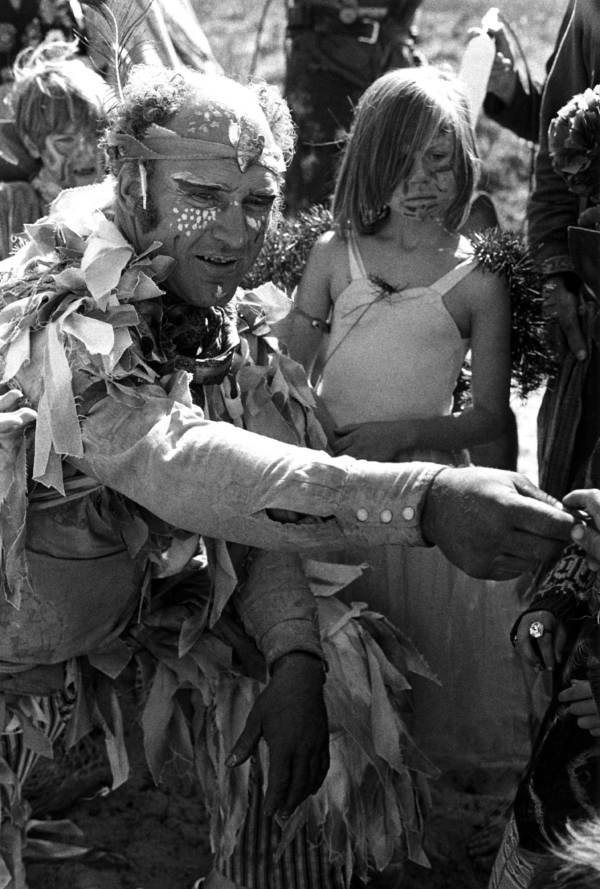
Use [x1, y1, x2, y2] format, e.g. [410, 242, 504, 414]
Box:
[79, 0, 155, 102]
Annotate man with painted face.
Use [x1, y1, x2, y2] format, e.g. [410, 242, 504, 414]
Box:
[0, 40, 108, 260]
[0, 65, 578, 888]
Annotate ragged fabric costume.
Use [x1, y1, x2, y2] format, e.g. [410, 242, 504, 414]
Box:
[489, 541, 600, 889]
[0, 182, 440, 888]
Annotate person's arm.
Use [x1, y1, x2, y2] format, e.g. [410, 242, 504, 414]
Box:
[9, 306, 574, 580]
[228, 549, 329, 817]
[480, 19, 543, 142]
[71, 383, 439, 553]
[528, 0, 590, 257]
[332, 267, 511, 458]
[235, 550, 323, 668]
[287, 234, 334, 380]
[484, 73, 542, 143]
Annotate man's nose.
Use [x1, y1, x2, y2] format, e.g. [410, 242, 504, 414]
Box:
[214, 201, 248, 250]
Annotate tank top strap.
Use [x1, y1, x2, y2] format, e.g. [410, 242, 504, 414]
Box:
[431, 254, 477, 297]
[347, 231, 368, 281]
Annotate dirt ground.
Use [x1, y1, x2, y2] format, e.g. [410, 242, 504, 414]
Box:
[22, 665, 533, 889]
[24, 750, 516, 889]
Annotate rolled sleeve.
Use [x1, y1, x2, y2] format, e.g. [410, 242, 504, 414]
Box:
[235, 550, 323, 668]
[73, 390, 444, 553]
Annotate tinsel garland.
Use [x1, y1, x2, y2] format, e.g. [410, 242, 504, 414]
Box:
[470, 227, 556, 397]
[242, 204, 333, 294]
[243, 208, 555, 399]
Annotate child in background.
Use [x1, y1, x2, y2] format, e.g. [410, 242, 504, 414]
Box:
[288, 67, 531, 786]
[0, 40, 109, 259]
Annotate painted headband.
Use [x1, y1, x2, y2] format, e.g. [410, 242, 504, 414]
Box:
[107, 123, 286, 175]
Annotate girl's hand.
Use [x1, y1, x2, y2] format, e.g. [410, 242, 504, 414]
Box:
[512, 609, 566, 671]
[331, 420, 412, 461]
[558, 680, 600, 736]
[563, 489, 600, 570]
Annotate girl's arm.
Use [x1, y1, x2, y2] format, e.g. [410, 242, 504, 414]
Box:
[332, 268, 512, 460]
[403, 266, 512, 452]
[286, 234, 335, 380]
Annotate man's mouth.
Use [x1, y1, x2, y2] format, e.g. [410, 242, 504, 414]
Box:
[198, 255, 237, 266]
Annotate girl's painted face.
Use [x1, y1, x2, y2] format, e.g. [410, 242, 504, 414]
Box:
[39, 121, 103, 189]
[388, 130, 458, 223]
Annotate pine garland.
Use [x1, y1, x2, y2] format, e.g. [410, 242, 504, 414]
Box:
[244, 209, 555, 398]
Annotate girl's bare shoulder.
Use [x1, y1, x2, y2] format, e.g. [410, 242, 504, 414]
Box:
[310, 230, 344, 261]
[459, 238, 509, 306]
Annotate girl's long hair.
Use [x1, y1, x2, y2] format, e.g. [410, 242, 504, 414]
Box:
[332, 67, 479, 238]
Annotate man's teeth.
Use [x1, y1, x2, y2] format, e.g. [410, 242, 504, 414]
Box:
[200, 256, 234, 264]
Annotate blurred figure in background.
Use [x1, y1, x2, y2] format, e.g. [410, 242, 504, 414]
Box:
[0, 0, 82, 95]
[284, 0, 425, 214]
[480, 3, 574, 143]
[0, 40, 109, 259]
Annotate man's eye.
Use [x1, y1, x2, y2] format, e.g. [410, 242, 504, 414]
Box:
[180, 189, 219, 205]
[244, 195, 275, 211]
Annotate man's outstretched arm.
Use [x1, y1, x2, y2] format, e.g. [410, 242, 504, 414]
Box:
[73, 390, 575, 580]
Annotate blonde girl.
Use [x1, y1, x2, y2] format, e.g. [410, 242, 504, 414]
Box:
[288, 66, 531, 783]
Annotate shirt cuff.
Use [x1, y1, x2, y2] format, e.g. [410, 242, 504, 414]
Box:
[261, 619, 324, 668]
[335, 461, 446, 548]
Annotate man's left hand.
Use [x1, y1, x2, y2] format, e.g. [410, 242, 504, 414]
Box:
[226, 651, 329, 818]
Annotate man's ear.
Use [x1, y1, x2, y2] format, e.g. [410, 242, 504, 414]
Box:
[115, 162, 142, 215]
[21, 134, 41, 159]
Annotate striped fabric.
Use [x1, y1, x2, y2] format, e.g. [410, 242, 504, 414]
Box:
[218, 766, 346, 889]
[0, 689, 73, 889]
[488, 816, 546, 889]
[2, 690, 73, 803]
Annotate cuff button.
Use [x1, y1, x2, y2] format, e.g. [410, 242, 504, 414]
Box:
[379, 508, 393, 524]
[356, 507, 369, 522]
[401, 506, 415, 521]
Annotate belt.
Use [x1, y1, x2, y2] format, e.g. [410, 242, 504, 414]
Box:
[287, 4, 386, 43]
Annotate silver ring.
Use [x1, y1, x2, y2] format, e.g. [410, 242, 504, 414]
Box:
[528, 620, 545, 639]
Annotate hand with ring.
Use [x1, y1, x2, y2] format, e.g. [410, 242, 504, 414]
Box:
[512, 609, 566, 670]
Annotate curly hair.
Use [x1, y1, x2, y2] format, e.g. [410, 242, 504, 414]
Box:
[104, 65, 295, 230]
[11, 40, 110, 154]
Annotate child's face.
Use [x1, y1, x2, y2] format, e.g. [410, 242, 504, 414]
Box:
[38, 120, 103, 190]
[389, 130, 458, 223]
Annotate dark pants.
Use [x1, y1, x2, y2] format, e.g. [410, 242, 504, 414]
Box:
[283, 18, 423, 214]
